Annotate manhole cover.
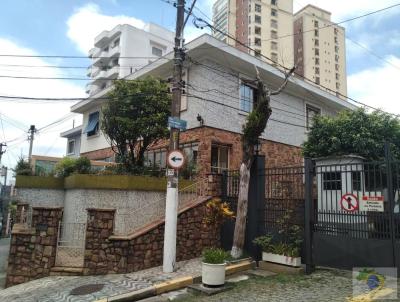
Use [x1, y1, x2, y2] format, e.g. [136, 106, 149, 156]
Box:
[70, 284, 105, 295]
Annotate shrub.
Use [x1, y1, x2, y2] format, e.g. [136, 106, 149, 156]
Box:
[202, 248, 228, 264]
[54, 157, 92, 177]
[13, 157, 32, 176]
[203, 198, 235, 227]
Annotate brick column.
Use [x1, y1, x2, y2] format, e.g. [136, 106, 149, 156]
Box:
[205, 173, 222, 197]
[83, 208, 116, 275]
[6, 207, 63, 287]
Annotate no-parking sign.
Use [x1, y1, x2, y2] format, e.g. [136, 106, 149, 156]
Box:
[340, 194, 359, 212]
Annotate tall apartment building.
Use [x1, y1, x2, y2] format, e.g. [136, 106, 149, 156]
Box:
[86, 23, 174, 96]
[212, 0, 294, 68]
[294, 5, 347, 97]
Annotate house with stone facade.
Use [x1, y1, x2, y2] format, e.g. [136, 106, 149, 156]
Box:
[66, 33, 356, 174]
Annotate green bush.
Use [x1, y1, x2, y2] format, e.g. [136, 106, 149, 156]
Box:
[202, 248, 228, 264]
[54, 157, 92, 177]
[13, 157, 32, 176]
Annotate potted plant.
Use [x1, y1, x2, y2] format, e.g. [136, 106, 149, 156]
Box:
[253, 210, 303, 267]
[202, 247, 228, 287]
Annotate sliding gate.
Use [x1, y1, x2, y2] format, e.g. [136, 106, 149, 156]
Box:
[309, 159, 400, 271]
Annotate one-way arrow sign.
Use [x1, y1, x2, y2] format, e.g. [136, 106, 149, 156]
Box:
[167, 150, 185, 169]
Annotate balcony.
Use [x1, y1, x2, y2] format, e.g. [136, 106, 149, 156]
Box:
[86, 66, 92, 77]
[106, 65, 119, 79]
[94, 26, 122, 48]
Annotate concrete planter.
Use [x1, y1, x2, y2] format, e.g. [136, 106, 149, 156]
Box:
[202, 262, 226, 286]
[262, 252, 301, 267]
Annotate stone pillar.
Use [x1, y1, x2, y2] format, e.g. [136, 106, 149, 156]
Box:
[6, 207, 63, 287]
[83, 208, 116, 275]
[205, 173, 222, 197]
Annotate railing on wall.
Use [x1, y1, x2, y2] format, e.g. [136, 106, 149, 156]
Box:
[18, 205, 32, 229]
[114, 178, 208, 236]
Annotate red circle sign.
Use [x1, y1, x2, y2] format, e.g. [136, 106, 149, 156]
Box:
[340, 194, 359, 212]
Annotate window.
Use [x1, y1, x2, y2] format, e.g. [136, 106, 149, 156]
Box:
[152, 46, 163, 57]
[271, 19, 278, 29]
[271, 30, 278, 39]
[336, 82, 340, 90]
[315, 48, 319, 56]
[335, 64, 340, 71]
[306, 104, 321, 130]
[335, 73, 340, 80]
[334, 28, 338, 35]
[314, 29, 319, 37]
[67, 139, 75, 155]
[335, 54, 339, 62]
[271, 0, 277, 5]
[112, 38, 120, 48]
[352, 171, 362, 191]
[314, 20, 319, 27]
[271, 9, 277, 17]
[240, 83, 256, 112]
[315, 77, 320, 85]
[254, 49, 261, 57]
[182, 142, 199, 164]
[85, 111, 100, 137]
[334, 36, 338, 44]
[335, 45, 339, 53]
[111, 58, 119, 67]
[271, 52, 278, 62]
[144, 148, 167, 169]
[315, 67, 320, 75]
[211, 145, 229, 173]
[323, 172, 341, 190]
[314, 39, 319, 46]
[255, 15, 261, 24]
[271, 41, 278, 51]
[254, 38, 261, 46]
[255, 26, 261, 35]
[255, 4, 261, 12]
[315, 57, 320, 65]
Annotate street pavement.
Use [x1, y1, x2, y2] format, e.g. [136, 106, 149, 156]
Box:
[0, 237, 10, 289]
[0, 258, 201, 302]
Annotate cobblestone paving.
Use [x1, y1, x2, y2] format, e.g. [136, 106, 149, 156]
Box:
[0, 258, 201, 302]
[177, 269, 400, 302]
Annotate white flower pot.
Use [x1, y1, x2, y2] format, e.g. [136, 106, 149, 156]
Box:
[262, 252, 301, 267]
[202, 262, 226, 286]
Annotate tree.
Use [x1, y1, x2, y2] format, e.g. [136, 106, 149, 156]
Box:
[231, 66, 295, 259]
[303, 109, 400, 160]
[101, 77, 171, 171]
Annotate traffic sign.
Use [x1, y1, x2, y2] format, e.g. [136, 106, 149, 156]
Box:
[360, 196, 384, 212]
[167, 150, 185, 169]
[168, 117, 187, 130]
[340, 194, 359, 212]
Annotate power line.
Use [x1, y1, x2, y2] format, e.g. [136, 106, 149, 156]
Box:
[0, 54, 170, 59]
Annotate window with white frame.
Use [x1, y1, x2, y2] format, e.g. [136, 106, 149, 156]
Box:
[306, 104, 321, 130]
[67, 139, 75, 155]
[240, 83, 256, 112]
[85, 111, 100, 137]
[211, 145, 229, 173]
[152, 46, 163, 57]
[255, 3, 261, 12]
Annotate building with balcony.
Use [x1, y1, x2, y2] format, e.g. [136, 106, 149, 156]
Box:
[86, 23, 174, 96]
[294, 5, 347, 97]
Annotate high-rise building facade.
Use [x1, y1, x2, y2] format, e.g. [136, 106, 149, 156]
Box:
[86, 23, 174, 96]
[212, 0, 294, 68]
[294, 5, 347, 97]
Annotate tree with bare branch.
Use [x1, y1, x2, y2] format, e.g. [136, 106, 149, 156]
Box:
[231, 66, 296, 259]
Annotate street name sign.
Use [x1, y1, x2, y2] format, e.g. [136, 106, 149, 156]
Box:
[168, 117, 187, 130]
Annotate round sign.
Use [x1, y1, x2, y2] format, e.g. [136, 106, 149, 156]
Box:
[340, 194, 359, 212]
[167, 150, 185, 169]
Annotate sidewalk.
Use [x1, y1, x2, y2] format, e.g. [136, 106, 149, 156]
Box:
[0, 258, 202, 302]
[0, 238, 10, 289]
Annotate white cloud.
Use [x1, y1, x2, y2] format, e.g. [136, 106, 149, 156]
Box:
[348, 56, 400, 114]
[0, 38, 85, 182]
[67, 3, 146, 54]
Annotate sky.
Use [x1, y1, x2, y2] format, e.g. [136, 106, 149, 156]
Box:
[0, 0, 399, 184]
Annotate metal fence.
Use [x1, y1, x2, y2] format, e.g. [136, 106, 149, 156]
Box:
[55, 222, 86, 267]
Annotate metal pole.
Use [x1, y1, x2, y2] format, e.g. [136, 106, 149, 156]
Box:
[0, 143, 6, 166]
[163, 0, 185, 273]
[384, 142, 397, 268]
[304, 158, 315, 274]
[28, 125, 36, 164]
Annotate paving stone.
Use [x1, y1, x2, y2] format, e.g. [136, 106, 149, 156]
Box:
[245, 269, 277, 278]
[226, 274, 249, 283]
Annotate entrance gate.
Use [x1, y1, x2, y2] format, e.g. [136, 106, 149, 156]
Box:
[55, 222, 86, 267]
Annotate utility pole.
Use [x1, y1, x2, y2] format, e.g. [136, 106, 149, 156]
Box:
[163, 0, 186, 273]
[0, 143, 6, 166]
[28, 125, 36, 164]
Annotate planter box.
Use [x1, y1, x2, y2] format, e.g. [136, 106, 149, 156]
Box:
[202, 262, 226, 286]
[262, 252, 301, 267]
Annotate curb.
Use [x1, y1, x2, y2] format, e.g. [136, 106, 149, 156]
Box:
[95, 260, 254, 302]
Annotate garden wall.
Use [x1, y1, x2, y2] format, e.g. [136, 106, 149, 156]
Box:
[83, 198, 219, 275]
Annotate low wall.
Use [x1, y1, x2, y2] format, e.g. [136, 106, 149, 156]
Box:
[83, 200, 219, 275]
[6, 207, 63, 287]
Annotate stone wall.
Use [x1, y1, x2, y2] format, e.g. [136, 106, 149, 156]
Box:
[6, 207, 63, 287]
[83, 199, 219, 275]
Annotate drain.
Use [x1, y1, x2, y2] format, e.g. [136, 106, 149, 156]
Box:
[70, 283, 105, 295]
